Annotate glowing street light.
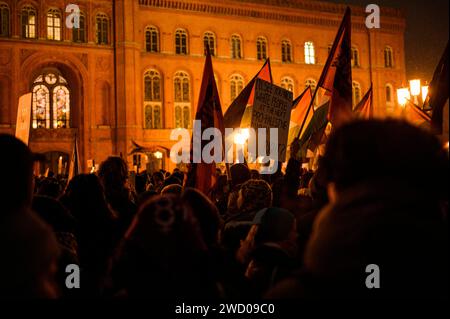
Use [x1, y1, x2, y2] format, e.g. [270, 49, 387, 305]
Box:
[396, 88, 410, 107]
[409, 79, 421, 96]
[421, 85, 429, 103]
[234, 128, 250, 145]
[154, 151, 163, 159]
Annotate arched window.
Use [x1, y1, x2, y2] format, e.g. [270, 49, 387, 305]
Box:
[304, 41, 315, 64]
[231, 34, 242, 59]
[174, 72, 191, 128]
[20, 5, 36, 39]
[145, 26, 159, 52]
[281, 40, 292, 63]
[230, 74, 244, 101]
[0, 2, 9, 37]
[47, 9, 62, 40]
[384, 46, 393, 68]
[32, 70, 70, 129]
[144, 70, 162, 128]
[72, 12, 86, 42]
[352, 81, 362, 106]
[281, 77, 294, 94]
[175, 29, 188, 54]
[351, 46, 360, 67]
[305, 78, 317, 92]
[203, 31, 216, 56]
[96, 13, 109, 44]
[256, 36, 267, 60]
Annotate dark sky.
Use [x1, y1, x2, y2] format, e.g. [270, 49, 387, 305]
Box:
[321, 0, 449, 82]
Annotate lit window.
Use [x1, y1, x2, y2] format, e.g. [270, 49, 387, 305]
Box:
[231, 34, 242, 59]
[0, 2, 10, 37]
[256, 36, 267, 60]
[47, 9, 62, 40]
[304, 41, 315, 64]
[352, 81, 362, 106]
[21, 6, 36, 39]
[281, 77, 294, 94]
[32, 69, 70, 129]
[203, 31, 216, 56]
[144, 70, 162, 129]
[96, 13, 109, 44]
[386, 84, 394, 104]
[145, 26, 159, 52]
[175, 29, 188, 54]
[281, 40, 292, 63]
[72, 12, 86, 42]
[174, 72, 191, 128]
[230, 74, 244, 101]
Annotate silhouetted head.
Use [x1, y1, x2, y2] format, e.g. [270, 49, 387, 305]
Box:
[230, 163, 251, 188]
[98, 156, 129, 194]
[0, 134, 34, 213]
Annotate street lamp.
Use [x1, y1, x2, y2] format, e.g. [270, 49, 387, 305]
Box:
[154, 151, 163, 159]
[397, 87, 410, 107]
[421, 85, 429, 104]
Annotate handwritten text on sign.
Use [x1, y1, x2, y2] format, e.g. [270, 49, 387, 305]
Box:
[251, 79, 293, 162]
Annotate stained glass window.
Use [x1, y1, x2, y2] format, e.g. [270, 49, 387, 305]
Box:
[32, 70, 70, 129]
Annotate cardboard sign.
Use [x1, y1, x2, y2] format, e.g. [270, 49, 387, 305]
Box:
[15, 93, 32, 145]
[250, 79, 293, 162]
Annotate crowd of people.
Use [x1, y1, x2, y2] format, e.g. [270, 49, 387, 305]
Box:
[0, 119, 448, 299]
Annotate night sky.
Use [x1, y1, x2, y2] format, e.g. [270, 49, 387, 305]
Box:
[322, 0, 449, 82]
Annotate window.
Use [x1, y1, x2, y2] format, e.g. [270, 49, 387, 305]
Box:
[145, 26, 159, 52]
[47, 9, 61, 40]
[351, 47, 360, 67]
[281, 40, 292, 63]
[231, 34, 242, 59]
[305, 78, 317, 92]
[256, 36, 267, 60]
[203, 31, 215, 56]
[96, 13, 109, 44]
[21, 6, 36, 39]
[230, 74, 244, 101]
[174, 72, 191, 128]
[144, 70, 162, 129]
[0, 3, 9, 37]
[72, 12, 85, 42]
[32, 70, 70, 129]
[281, 77, 294, 94]
[352, 81, 362, 106]
[304, 41, 315, 64]
[175, 29, 188, 54]
[386, 84, 394, 105]
[384, 46, 393, 68]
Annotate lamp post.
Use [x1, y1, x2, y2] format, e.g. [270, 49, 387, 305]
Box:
[397, 79, 429, 118]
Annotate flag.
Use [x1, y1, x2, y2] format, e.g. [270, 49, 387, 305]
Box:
[319, 7, 353, 128]
[288, 86, 312, 145]
[68, 134, 81, 181]
[223, 59, 272, 129]
[298, 101, 330, 158]
[15, 93, 32, 145]
[406, 100, 431, 130]
[428, 42, 449, 134]
[354, 85, 373, 119]
[185, 46, 225, 197]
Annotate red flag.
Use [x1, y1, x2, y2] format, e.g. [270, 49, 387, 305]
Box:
[406, 100, 431, 129]
[319, 7, 353, 128]
[223, 59, 273, 128]
[291, 86, 313, 126]
[353, 85, 373, 119]
[185, 47, 224, 196]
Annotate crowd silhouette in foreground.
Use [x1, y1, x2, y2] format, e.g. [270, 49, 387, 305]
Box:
[0, 119, 448, 299]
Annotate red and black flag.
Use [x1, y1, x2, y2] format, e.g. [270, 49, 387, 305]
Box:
[223, 59, 272, 129]
[185, 46, 225, 197]
[354, 85, 373, 119]
[288, 86, 312, 145]
[428, 42, 449, 134]
[319, 7, 353, 128]
[68, 134, 80, 181]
